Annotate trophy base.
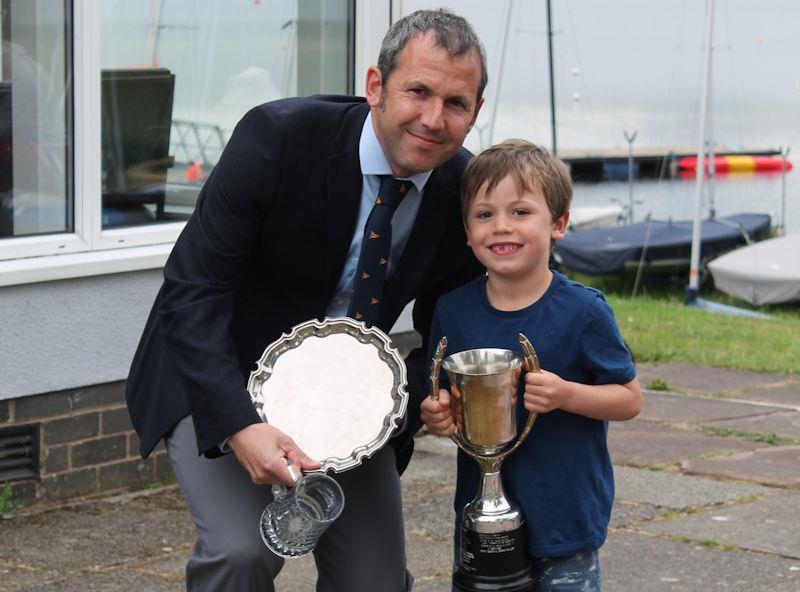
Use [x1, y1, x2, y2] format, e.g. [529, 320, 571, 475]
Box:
[453, 522, 534, 592]
[452, 567, 534, 592]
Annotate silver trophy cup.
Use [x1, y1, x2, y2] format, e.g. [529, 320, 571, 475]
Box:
[430, 334, 540, 592]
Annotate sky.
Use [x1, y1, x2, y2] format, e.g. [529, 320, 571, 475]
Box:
[403, 0, 800, 154]
[101, 0, 800, 158]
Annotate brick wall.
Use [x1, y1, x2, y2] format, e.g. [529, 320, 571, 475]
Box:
[0, 383, 174, 509]
[0, 331, 422, 509]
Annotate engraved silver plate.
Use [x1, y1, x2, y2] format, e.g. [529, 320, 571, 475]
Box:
[247, 317, 409, 473]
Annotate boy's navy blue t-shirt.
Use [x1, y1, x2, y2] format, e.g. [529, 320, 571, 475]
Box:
[428, 271, 637, 558]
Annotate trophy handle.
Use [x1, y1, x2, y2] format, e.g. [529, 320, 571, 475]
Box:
[429, 336, 448, 402]
[496, 333, 540, 463]
[429, 336, 478, 457]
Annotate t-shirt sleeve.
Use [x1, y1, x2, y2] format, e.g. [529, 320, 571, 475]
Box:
[579, 294, 637, 386]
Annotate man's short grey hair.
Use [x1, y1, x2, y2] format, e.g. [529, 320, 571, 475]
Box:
[377, 9, 488, 105]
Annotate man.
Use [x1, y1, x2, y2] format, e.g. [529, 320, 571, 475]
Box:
[126, 9, 486, 592]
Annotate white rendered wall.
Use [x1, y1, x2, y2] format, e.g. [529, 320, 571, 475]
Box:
[0, 268, 416, 401]
[0, 270, 162, 400]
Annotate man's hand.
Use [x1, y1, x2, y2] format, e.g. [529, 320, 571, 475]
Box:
[523, 369, 571, 414]
[420, 389, 455, 436]
[228, 423, 320, 486]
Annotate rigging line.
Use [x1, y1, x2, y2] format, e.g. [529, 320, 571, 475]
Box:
[722, 0, 754, 147]
[657, 0, 689, 151]
[632, 215, 654, 298]
[563, 0, 600, 146]
[689, 0, 710, 173]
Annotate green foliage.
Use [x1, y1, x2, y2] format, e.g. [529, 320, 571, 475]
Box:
[699, 427, 800, 446]
[696, 539, 736, 551]
[0, 482, 23, 519]
[645, 378, 671, 391]
[658, 506, 702, 520]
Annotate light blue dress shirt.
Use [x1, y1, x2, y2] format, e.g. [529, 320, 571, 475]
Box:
[325, 112, 431, 317]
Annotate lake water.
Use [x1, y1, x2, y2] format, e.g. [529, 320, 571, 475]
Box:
[572, 170, 797, 234]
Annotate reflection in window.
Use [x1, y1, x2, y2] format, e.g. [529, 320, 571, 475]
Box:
[101, 0, 353, 229]
[0, 0, 72, 239]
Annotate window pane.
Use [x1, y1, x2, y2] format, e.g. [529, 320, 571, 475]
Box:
[100, 0, 353, 230]
[0, 0, 72, 239]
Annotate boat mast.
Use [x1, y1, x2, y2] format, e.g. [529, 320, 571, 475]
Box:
[686, 0, 715, 303]
[486, 0, 513, 148]
[546, 0, 557, 155]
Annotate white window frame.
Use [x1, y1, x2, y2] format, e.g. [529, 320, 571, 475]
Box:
[0, 0, 390, 287]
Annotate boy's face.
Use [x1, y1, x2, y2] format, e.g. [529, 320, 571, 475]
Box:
[464, 175, 569, 281]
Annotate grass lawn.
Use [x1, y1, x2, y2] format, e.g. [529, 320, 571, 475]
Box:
[568, 273, 800, 375]
[608, 294, 800, 375]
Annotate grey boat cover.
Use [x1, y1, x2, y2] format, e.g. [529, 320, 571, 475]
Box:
[708, 234, 800, 305]
[553, 213, 771, 276]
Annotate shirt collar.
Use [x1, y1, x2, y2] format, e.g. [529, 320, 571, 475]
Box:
[359, 112, 432, 193]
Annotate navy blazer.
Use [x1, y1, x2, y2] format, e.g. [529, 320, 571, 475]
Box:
[125, 95, 483, 465]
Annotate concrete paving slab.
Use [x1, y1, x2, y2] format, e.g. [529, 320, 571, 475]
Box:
[406, 536, 454, 592]
[0, 563, 61, 592]
[403, 484, 456, 542]
[0, 489, 194, 578]
[131, 550, 190, 580]
[609, 500, 660, 528]
[614, 465, 771, 509]
[641, 491, 800, 559]
[22, 567, 181, 592]
[683, 446, 800, 488]
[275, 554, 317, 591]
[702, 410, 800, 441]
[406, 434, 458, 482]
[636, 362, 786, 395]
[609, 420, 767, 468]
[4, 378, 800, 592]
[737, 381, 800, 407]
[639, 391, 785, 424]
[277, 535, 455, 592]
[413, 574, 451, 592]
[602, 531, 800, 592]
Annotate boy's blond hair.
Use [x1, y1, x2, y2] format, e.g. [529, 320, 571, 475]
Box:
[461, 139, 572, 223]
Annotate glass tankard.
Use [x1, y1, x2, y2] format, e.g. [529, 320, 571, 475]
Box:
[260, 469, 345, 558]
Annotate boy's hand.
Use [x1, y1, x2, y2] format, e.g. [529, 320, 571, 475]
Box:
[420, 389, 455, 436]
[524, 370, 571, 414]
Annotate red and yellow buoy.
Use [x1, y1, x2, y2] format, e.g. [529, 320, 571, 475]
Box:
[678, 155, 792, 173]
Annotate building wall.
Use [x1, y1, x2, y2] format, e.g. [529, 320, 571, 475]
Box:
[0, 268, 416, 509]
[0, 381, 174, 507]
[0, 270, 162, 400]
[0, 270, 164, 507]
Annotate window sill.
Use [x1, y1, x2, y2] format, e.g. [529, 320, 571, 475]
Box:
[0, 243, 173, 287]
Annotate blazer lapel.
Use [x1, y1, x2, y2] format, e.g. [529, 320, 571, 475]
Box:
[323, 104, 370, 304]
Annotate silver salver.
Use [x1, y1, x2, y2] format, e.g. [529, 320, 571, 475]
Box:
[247, 317, 409, 473]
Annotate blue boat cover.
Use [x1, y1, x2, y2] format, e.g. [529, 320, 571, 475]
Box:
[553, 213, 771, 276]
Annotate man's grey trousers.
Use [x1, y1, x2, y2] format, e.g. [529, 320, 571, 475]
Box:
[165, 415, 413, 591]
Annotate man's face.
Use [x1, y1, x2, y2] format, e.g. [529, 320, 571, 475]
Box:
[366, 32, 484, 178]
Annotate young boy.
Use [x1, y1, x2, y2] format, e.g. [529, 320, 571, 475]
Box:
[420, 139, 642, 591]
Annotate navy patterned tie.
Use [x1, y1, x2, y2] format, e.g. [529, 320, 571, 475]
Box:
[347, 176, 412, 327]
